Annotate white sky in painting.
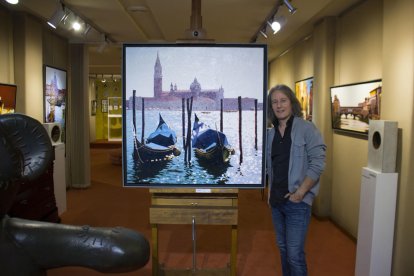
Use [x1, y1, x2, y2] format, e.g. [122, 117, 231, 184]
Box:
[331, 81, 382, 106]
[124, 45, 265, 101]
[45, 67, 66, 89]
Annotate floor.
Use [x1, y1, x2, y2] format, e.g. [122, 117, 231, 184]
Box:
[48, 148, 356, 276]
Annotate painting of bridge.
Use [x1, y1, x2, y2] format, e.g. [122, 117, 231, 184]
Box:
[330, 79, 382, 134]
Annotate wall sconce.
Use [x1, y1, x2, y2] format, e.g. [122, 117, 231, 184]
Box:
[283, 0, 297, 14]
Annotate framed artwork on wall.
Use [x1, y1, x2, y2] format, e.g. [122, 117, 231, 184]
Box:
[0, 83, 17, 114]
[44, 65, 67, 142]
[123, 43, 268, 189]
[330, 79, 382, 135]
[101, 99, 108, 113]
[295, 77, 313, 121]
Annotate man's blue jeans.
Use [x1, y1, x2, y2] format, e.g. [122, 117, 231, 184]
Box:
[271, 200, 311, 276]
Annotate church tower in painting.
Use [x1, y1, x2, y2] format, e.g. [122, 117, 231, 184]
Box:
[154, 52, 162, 98]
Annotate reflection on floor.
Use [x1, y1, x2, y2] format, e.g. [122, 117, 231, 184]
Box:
[48, 148, 356, 276]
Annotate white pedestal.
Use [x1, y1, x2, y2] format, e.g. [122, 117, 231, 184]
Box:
[355, 167, 398, 276]
[53, 143, 67, 215]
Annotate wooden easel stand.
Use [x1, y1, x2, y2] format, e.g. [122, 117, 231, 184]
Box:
[149, 188, 238, 276]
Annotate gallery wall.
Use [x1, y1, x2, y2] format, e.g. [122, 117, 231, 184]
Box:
[381, 0, 414, 274]
[0, 6, 68, 122]
[0, 7, 14, 85]
[1, 0, 414, 274]
[269, 0, 381, 237]
[268, 0, 414, 274]
[331, 0, 383, 238]
[268, 36, 313, 89]
[13, 13, 44, 122]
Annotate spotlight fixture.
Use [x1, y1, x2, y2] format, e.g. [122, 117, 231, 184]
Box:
[5, 0, 19, 4]
[47, 3, 67, 29]
[97, 42, 107, 53]
[83, 24, 91, 36]
[259, 29, 268, 39]
[72, 20, 81, 31]
[97, 34, 108, 53]
[267, 20, 281, 34]
[283, 0, 297, 14]
[250, 1, 288, 42]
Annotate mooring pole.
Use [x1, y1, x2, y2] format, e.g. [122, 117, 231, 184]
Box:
[238, 96, 243, 164]
[132, 90, 137, 132]
[220, 99, 223, 132]
[141, 98, 145, 144]
[254, 99, 258, 150]
[182, 98, 186, 162]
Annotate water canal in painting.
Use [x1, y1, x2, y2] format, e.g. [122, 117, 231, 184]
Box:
[124, 109, 264, 187]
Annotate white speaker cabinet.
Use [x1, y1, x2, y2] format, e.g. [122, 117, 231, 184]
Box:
[368, 120, 398, 173]
[53, 143, 66, 215]
[43, 122, 62, 145]
[355, 167, 398, 276]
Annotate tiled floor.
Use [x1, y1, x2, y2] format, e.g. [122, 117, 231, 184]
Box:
[48, 148, 356, 276]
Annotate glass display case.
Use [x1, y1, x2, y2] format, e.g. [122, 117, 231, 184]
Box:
[107, 97, 122, 141]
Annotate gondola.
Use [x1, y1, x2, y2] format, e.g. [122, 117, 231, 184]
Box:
[191, 114, 235, 164]
[133, 114, 181, 164]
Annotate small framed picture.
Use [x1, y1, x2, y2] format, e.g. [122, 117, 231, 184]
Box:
[101, 99, 108, 113]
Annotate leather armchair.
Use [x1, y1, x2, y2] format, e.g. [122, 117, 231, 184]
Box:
[0, 113, 150, 275]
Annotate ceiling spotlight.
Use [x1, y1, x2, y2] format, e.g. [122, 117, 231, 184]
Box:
[83, 24, 91, 36]
[47, 4, 67, 29]
[97, 34, 108, 53]
[283, 0, 297, 14]
[267, 20, 281, 34]
[97, 42, 107, 53]
[5, 0, 19, 4]
[72, 20, 81, 31]
[259, 30, 268, 39]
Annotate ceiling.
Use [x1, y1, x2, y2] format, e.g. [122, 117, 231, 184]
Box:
[2, 0, 362, 74]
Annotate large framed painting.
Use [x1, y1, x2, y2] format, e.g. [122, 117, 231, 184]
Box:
[0, 83, 17, 114]
[123, 43, 267, 188]
[330, 79, 382, 135]
[295, 77, 313, 121]
[44, 65, 67, 142]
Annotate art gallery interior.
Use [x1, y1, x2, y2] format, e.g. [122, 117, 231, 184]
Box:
[1, 0, 413, 275]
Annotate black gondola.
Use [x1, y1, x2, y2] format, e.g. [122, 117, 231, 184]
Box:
[133, 114, 181, 164]
[192, 114, 235, 164]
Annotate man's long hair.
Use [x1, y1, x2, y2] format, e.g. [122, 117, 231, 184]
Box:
[267, 84, 303, 126]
